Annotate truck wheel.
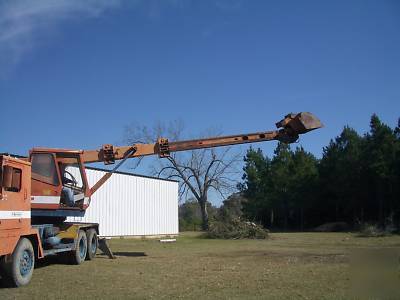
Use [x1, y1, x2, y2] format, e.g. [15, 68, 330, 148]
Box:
[86, 229, 98, 260]
[71, 230, 87, 265]
[2, 238, 35, 287]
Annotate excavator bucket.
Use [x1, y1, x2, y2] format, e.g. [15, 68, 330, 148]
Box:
[276, 112, 323, 135]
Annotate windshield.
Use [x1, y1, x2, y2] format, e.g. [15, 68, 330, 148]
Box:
[57, 156, 85, 192]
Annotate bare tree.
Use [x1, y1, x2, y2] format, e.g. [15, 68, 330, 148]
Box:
[123, 120, 242, 230]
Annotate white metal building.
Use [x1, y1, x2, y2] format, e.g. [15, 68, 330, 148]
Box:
[67, 167, 179, 237]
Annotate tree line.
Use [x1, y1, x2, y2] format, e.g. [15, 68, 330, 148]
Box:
[127, 114, 399, 231]
[239, 114, 400, 230]
[179, 114, 399, 231]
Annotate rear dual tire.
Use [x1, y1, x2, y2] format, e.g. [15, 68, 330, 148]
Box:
[70, 229, 98, 264]
[86, 229, 98, 260]
[70, 230, 87, 265]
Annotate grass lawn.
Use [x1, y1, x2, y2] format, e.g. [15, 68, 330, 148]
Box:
[1, 232, 399, 299]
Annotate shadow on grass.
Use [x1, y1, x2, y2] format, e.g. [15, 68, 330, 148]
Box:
[0, 278, 12, 289]
[34, 254, 72, 269]
[112, 251, 147, 257]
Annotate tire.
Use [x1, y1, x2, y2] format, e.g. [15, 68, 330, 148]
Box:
[70, 230, 87, 265]
[86, 229, 98, 261]
[2, 238, 35, 287]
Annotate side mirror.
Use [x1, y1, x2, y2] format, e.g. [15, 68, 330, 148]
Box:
[2, 166, 13, 189]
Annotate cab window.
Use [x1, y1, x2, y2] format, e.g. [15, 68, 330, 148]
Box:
[31, 153, 59, 185]
[4, 167, 22, 192]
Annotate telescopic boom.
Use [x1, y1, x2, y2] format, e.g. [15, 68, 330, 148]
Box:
[83, 112, 322, 195]
[82, 112, 323, 164]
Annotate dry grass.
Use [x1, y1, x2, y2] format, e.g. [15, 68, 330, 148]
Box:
[1, 232, 399, 299]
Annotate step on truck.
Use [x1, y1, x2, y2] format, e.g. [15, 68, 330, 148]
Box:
[0, 112, 322, 286]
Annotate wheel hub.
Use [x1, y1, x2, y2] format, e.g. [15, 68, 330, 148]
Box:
[20, 250, 33, 277]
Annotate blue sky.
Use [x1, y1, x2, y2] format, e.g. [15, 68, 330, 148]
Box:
[0, 0, 399, 203]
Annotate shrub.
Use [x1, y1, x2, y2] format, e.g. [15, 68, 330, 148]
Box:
[179, 218, 202, 232]
[356, 223, 390, 237]
[206, 218, 269, 239]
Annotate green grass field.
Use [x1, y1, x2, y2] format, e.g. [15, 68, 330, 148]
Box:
[1, 232, 399, 299]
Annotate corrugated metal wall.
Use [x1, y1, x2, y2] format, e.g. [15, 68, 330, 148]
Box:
[67, 168, 179, 237]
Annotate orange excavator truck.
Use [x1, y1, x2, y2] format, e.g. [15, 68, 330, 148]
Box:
[0, 112, 322, 286]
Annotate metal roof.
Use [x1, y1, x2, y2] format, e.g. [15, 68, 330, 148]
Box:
[85, 166, 178, 183]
